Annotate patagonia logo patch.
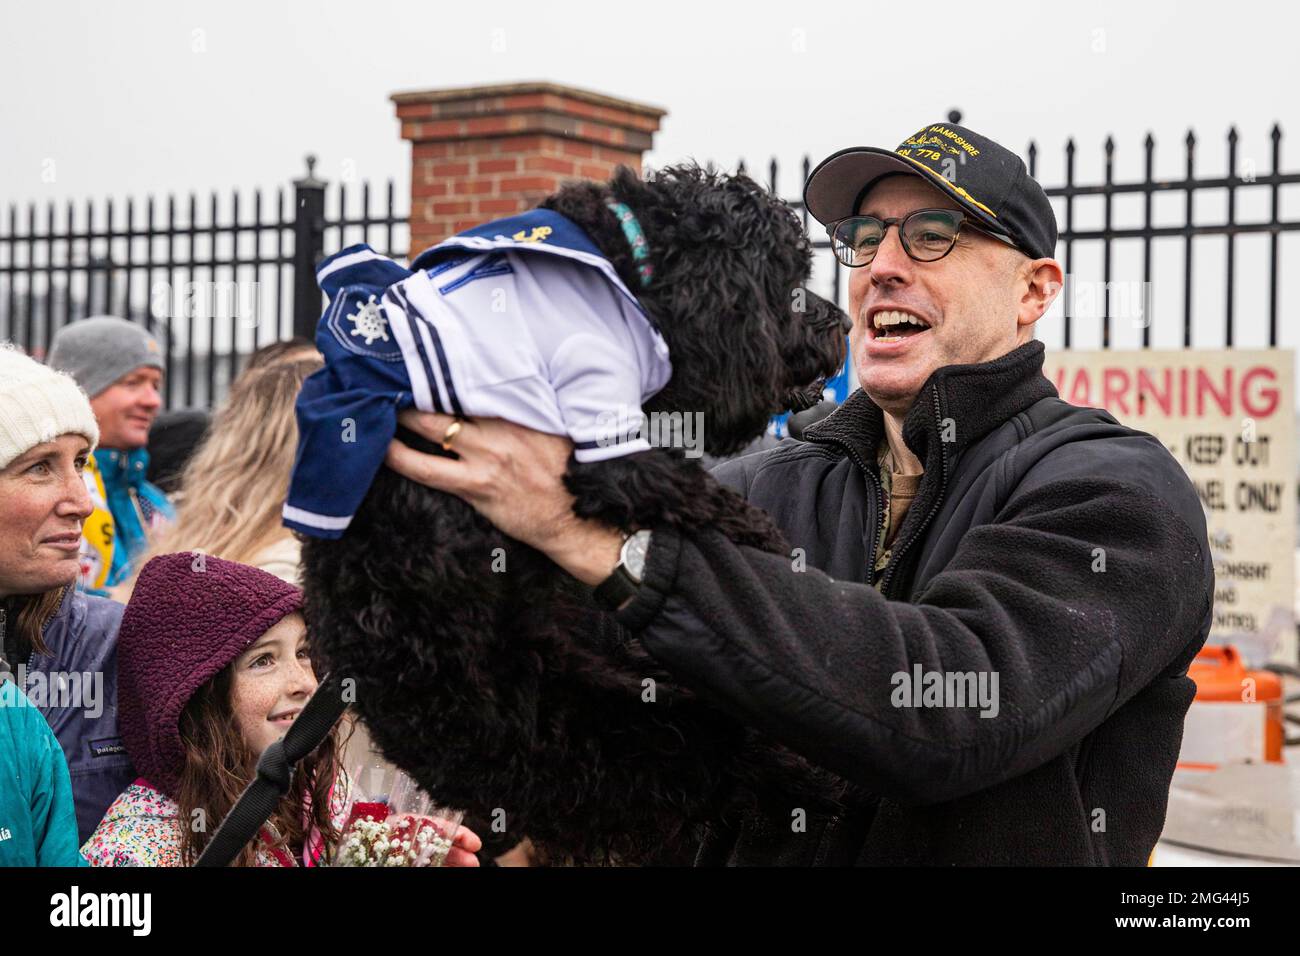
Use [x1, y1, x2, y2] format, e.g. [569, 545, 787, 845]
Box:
[88, 737, 126, 758]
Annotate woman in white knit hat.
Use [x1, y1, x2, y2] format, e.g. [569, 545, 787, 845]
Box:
[0, 344, 134, 862]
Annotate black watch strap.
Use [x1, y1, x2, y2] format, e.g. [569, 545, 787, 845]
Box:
[594, 564, 639, 611]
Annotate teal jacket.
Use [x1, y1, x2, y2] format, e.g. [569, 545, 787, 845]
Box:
[0, 678, 87, 866]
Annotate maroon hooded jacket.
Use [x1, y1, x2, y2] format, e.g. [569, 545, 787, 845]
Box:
[115, 552, 302, 800]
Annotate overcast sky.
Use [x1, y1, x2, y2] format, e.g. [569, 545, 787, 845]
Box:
[2, 0, 1297, 352]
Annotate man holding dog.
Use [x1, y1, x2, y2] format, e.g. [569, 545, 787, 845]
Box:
[388, 122, 1214, 865]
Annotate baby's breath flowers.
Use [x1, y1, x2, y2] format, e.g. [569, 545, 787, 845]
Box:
[335, 807, 458, 867]
[334, 767, 464, 867]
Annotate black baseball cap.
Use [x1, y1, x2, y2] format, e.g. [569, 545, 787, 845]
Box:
[804, 122, 1058, 261]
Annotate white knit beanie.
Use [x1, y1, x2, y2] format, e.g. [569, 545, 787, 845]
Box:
[0, 344, 100, 471]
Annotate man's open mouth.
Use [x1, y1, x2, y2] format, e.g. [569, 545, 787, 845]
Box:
[869, 309, 932, 343]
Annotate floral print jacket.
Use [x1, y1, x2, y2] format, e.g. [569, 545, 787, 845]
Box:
[81, 773, 352, 867]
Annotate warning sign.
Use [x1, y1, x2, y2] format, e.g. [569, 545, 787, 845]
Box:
[1042, 349, 1297, 665]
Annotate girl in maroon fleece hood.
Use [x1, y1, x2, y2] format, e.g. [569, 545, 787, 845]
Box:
[82, 552, 348, 866]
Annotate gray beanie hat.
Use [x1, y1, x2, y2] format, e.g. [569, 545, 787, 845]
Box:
[47, 315, 163, 398]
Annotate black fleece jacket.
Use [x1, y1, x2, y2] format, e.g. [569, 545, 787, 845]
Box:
[614, 340, 1214, 865]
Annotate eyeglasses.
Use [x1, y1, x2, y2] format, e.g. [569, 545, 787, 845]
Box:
[827, 208, 1018, 268]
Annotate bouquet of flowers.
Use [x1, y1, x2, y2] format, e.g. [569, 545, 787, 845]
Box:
[336, 756, 463, 867]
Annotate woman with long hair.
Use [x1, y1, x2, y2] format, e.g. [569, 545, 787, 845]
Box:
[116, 354, 323, 596]
[84, 553, 342, 866]
[116, 351, 423, 840]
[82, 553, 482, 866]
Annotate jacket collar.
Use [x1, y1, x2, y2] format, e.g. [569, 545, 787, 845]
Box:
[43, 583, 75, 631]
[94, 447, 151, 490]
[30, 584, 77, 662]
[804, 340, 1058, 472]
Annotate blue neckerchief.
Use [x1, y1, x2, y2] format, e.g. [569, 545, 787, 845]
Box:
[92, 448, 174, 586]
[411, 208, 653, 323]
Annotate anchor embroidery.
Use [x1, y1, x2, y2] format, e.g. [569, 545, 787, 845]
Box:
[510, 226, 553, 243]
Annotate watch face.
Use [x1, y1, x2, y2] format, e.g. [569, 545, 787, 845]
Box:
[623, 530, 651, 582]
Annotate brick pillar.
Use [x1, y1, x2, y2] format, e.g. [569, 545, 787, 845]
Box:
[393, 82, 666, 258]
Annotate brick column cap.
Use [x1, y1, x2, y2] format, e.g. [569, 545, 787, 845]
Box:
[393, 81, 665, 151]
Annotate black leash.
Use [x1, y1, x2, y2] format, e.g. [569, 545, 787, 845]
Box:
[194, 672, 349, 867]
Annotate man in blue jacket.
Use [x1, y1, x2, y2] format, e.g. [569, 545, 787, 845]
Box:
[385, 123, 1214, 865]
[47, 316, 175, 595]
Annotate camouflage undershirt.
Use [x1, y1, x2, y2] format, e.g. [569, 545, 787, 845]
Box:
[871, 437, 923, 590]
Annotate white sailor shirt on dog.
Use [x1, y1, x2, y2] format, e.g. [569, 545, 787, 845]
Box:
[284, 209, 672, 539]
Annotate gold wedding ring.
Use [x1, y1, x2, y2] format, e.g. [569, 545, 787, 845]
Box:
[440, 419, 464, 451]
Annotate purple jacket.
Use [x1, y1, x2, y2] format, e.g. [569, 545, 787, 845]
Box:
[21, 586, 134, 845]
[116, 553, 301, 801]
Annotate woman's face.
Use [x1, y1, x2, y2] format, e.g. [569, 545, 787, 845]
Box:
[0, 435, 93, 598]
[229, 613, 317, 756]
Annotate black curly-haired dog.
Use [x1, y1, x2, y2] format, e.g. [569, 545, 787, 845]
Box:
[301, 164, 849, 864]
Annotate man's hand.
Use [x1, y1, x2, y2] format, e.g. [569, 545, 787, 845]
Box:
[384, 410, 624, 587]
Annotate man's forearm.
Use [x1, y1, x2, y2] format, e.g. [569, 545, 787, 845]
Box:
[541, 518, 625, 587]
[611, 478, 1210, 804]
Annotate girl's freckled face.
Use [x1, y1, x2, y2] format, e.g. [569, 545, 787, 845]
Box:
[229, 613, 317, 755]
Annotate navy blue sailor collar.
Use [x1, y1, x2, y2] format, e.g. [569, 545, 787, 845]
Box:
[412, 208, 652, 327]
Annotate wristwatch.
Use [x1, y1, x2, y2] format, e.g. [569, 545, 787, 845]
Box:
[593, 529, 652, 611]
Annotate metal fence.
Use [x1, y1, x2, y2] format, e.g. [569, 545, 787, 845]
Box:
[4, 120, 1295, 409]
[0, 156, 409, 409]
[1029, 124, 1296, 349]
[747, 117, 1299, 353]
